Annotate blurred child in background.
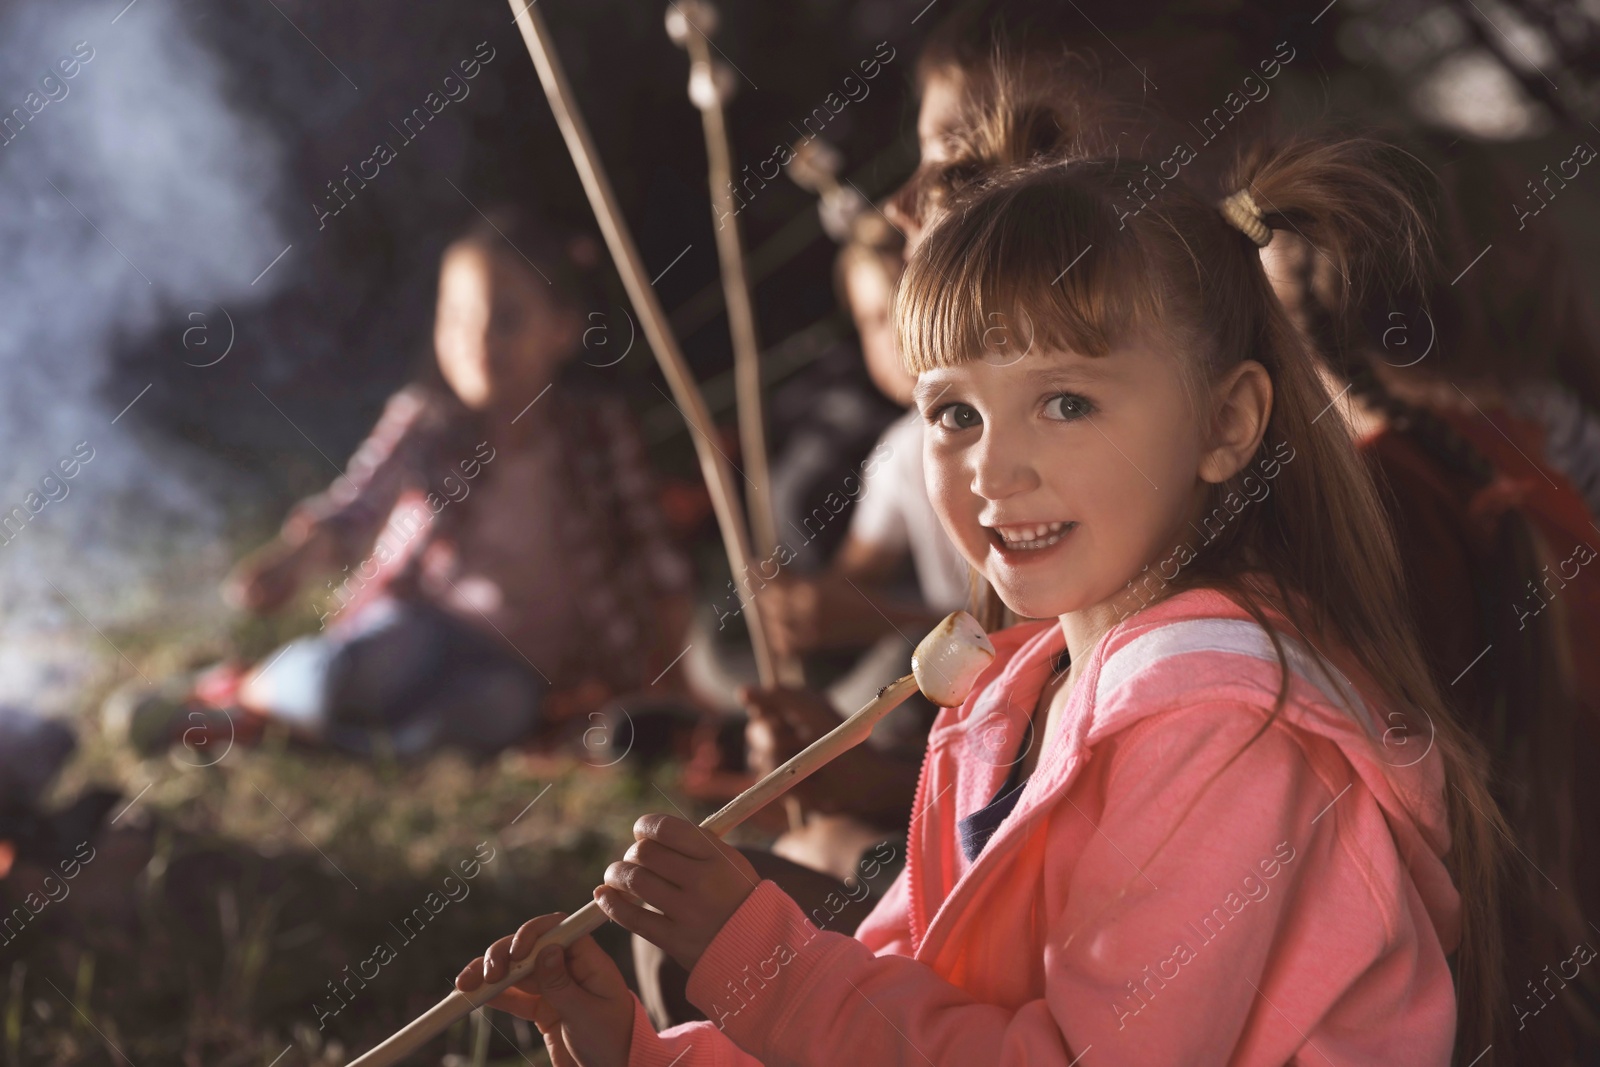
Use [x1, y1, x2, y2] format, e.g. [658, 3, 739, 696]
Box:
[115, 210, 696, 761]
[632, 240, 972, 1031]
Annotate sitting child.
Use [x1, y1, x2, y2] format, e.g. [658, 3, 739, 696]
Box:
[118, 210, 695, 760]
[758, 242, 972, 678]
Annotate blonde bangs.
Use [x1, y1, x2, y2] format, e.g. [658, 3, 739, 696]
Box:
[893, 168, 1164, 375]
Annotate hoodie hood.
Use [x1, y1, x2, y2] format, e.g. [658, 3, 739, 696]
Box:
[907, 586, 1460, 968]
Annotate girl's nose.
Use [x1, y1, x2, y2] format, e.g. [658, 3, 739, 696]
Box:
[969, 426, 1038, 501]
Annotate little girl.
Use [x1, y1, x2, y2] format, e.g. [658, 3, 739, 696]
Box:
[456, 144, 1505, 1064]
[135, 209, 696, 759]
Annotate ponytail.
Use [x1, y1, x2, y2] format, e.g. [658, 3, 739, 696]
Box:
[1270, 143, 1597, 1060]
[1221, 139, 1509, 1060]
[897, 136, 1511, 1059]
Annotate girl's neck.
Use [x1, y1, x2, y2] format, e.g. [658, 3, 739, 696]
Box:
[1055, 598, 1127, 670]
[492, 418, 535, 450]
[484, 374, 560, 446]
[1023, 596, 1151, 778]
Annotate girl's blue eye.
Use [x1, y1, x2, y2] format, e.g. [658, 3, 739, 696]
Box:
[930, 402, 981, 431]
[1045, 393, 1095, 421]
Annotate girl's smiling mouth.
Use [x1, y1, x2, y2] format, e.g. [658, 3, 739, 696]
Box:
[986, 520, 1078, 555]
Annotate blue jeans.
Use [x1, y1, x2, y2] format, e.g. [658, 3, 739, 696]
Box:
[269, 597, 544, 758]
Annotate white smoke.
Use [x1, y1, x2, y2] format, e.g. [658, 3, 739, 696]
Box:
[0, 0, 289, 713]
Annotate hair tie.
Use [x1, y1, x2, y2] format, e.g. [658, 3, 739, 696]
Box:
[1219, 189, 1271, 248]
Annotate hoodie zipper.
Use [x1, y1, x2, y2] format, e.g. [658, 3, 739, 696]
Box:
[913, 625, 1111, 965]
[903, 719, 937, 950]
[916, 751, 1087, 967]
[902, 625, 1052, 951]
[903, 623, 1059, 950]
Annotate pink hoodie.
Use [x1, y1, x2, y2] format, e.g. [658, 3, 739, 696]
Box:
[626, 588, 1462, 1066]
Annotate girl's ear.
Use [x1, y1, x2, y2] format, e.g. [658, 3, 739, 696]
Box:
[1198, 360, 1272, 484]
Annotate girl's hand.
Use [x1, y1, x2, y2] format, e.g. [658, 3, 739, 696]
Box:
[224, 539, 312, 614]
[595, 814, 761, 972]
[225, 525, 344, 615]
[455, 913, 633, 1067]
[740, 685, 859, 814]
[758, 574, 890, 657]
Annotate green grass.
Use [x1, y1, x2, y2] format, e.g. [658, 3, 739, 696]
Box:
[3, 703, 723, 1067]
[0, 522, 784, 1066]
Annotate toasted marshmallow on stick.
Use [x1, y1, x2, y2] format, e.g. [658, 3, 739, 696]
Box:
[348, 612, 995, 1067]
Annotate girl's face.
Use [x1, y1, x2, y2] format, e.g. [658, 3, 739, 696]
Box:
[886, 70, 965, 257]
[913, 338, 1217, 622]
[843, 248, 916, 406]
[434, 242, 580, 410]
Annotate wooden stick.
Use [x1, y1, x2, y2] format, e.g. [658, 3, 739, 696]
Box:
[506, 0, 781, 686]
[346, 674, 920, 1067]
[347, 610, 995, 1066]
[671, 6, 803, 689]
[668, 5, 803, 837]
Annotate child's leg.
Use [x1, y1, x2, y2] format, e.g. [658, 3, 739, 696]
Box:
[415, 663, 542, 756]
[321, 601, 542, 758]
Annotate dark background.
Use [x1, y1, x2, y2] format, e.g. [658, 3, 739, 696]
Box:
[4, 2, 1599, 1062]
[118, 0, 932, 498]
[99, 0, 1600, 523]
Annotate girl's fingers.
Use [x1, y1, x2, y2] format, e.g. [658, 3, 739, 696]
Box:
[536, 1017, 581, 1067]
[460, 913, 567, 994]
[633, 813, 717, 860]
[594, 884, 678, 949]
[604, 860, 688, 915]
[460, 912, 634, 1046]
[481, 933, 518, 983]
[530, 987, 567, 1035]
[562, 931, 632, 998]
[509, 913, 569, 962]
[621, 837, 696, 888]
[484, 985, 545, 1020]
[634, 815, 758, 887]
[459, 957, 545, 1021]
[455, 955, 488, 992]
